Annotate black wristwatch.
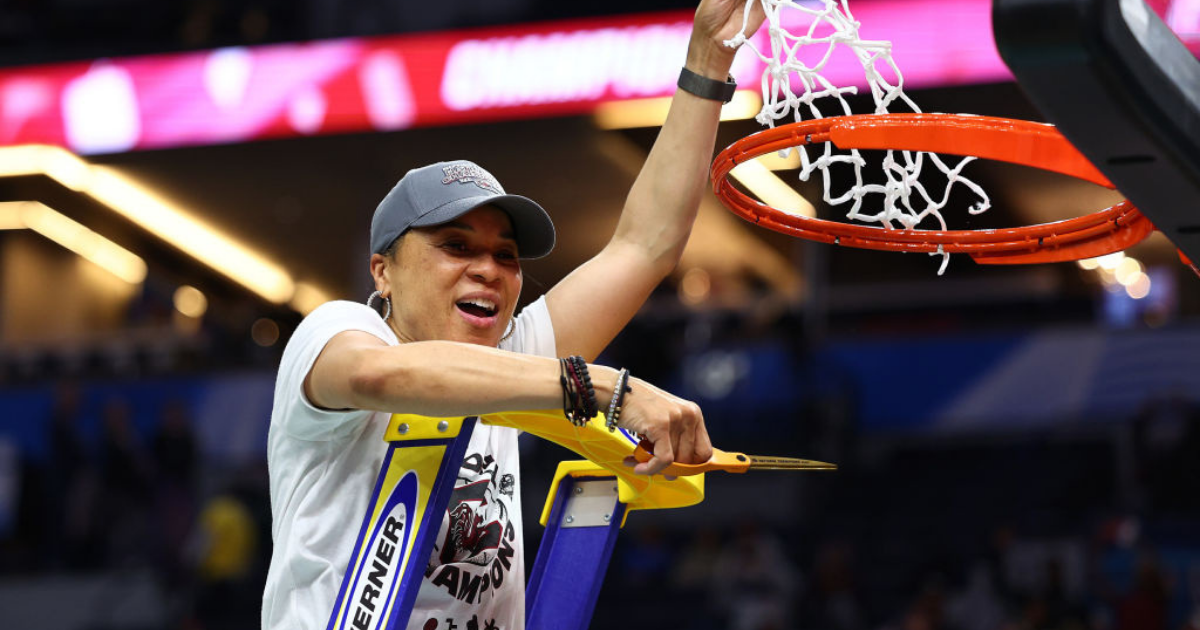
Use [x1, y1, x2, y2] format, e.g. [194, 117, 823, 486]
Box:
[677, 67, 737, 103]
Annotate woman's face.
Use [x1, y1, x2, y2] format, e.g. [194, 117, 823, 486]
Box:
[373, 206, 523, 347]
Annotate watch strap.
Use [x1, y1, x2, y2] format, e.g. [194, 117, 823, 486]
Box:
[677, 67, 737, 103]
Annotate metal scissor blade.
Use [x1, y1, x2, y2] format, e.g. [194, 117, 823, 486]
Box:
[747, 455, 837, 471]
[633, 440, 838, 475]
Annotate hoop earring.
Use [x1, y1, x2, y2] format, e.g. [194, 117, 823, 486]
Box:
[367, 290, 391, 321]
[499, 318, 515, 344]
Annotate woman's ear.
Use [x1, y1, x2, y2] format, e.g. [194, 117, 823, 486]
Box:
[369, 253, 390, 295]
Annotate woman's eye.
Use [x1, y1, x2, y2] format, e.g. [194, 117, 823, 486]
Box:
[442, 241, 468, 252]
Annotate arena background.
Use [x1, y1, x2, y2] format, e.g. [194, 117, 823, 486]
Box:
[0, 1, 1198, 628]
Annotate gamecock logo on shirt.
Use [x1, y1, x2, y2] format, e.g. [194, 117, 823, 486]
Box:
[440, 479, 503, 566]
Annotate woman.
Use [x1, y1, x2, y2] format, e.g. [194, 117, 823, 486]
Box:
[262, 2, 765, 628]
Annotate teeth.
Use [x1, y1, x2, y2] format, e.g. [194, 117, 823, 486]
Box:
[459, 298, 496, 312]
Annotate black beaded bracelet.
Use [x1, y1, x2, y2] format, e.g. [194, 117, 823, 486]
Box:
[605, 368, 632, 433]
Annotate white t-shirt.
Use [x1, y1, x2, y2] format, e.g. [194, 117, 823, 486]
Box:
[262, 297, 556, 630]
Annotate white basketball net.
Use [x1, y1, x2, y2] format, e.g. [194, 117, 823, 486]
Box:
[726, 0, 991, 271]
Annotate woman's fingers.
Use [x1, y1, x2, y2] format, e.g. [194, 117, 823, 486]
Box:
[633, 429, 674, 476]
[620, 377, 708, 475]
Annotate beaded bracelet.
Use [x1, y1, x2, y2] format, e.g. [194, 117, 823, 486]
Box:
[605, 368, 633, 432]
[559, 359, 574, 419]
[559, 356, 597, 426]
[559, 358, 583, 425]
[566, 356, 599, 419]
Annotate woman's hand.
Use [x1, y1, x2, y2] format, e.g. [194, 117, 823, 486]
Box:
[615, 377, 713, 476]
[688, 0, 767, 74]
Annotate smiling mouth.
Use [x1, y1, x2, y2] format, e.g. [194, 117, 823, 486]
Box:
[456, 299, 498, 319]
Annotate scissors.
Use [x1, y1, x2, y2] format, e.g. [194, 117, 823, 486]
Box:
[633, 440, 837, 476]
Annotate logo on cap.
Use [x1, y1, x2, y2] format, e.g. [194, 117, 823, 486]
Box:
[441, 163, 504, 193]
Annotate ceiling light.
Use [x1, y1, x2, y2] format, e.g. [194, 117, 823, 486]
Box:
[40, 145, 94, 191]
[1125, 272, 1151, 299]
[85, 166, 294, 303]
[1096, 251, 1125, 270]
[594, 90, 762, 129]
[174, 285, 208, 318]
[757, 149, 801, 171]
[729, 159, 816, 218]
[1115, 257, 1144, 285]
[0, 145, 53, 178]
[0, 144, 296, 304]
[0, 203, 24, 230]
[679, 267, 712, 305]
[290, 281, 333, 315]
[0, 200, 147, 284]
[721, 91, 763, 121]
[251, 318, 281, 347]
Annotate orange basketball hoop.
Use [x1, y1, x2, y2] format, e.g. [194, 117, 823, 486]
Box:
[711, 113, 1155, 265]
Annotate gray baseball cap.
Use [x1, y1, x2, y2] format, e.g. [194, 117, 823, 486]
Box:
[370, 160, 555, 259]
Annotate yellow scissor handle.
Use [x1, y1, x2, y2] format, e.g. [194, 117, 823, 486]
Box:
[632, 440, 752, 475]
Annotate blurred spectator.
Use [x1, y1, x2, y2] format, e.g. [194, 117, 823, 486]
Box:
[1037, 556, 1086, 629]
[671, 526, 722, 593]
[668, 526, 725, 630]
[196, 496, 256, 583]
[1003, 554, 1089, 630]
[1132, 397, 1200, 516]
[988, 525, 1021, 610]
[189, 491, 260, 630]
[946, 565, 1007, 630]
[154, 399, 198, 489]
[709, 520, 800, 630]
[888, 579, 950, 630]
[620, 524, 673, 588]
[153, 399, 199, 585]
[1184, 563, 1200, 630]
[1157, 405, 1200, 515]
[0, 438, 31, 573]
[804, 539, 865, 630]
[1116, 551, 1170, 630]
[47, 382, 102, 571]
[98, 397, 154, 567]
